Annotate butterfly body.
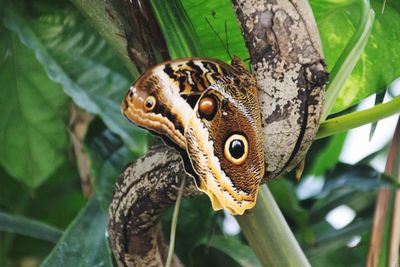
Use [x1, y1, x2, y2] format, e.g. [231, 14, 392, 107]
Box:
[122, 57, 264, 215]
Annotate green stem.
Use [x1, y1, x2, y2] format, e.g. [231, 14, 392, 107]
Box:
[322, 0, 374, 120]
[165, 176, 186, 267]
[317, 96, 400, 139]
[236, 185, 311, 267]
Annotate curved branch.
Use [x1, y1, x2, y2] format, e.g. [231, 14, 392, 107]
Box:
[232, 0, 328, 179]
[108, 146, 200, 266]
[101, 1, 328, 266]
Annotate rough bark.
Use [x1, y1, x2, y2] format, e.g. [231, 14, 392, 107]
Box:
[102, 1, 188, 265]
[108, 0, 328, 266]
[232, 0, 328, 179]
[108, 146, 200, 267]
[113, 0, 170, 71]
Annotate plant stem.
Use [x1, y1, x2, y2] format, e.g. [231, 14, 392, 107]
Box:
[317, 96, 400, 139]
[322, 0, 374, 119]
[366, 117, 400, 267]
[388, 119, 400, 267]
[236, 185, 311, 267]
[165, 176, 186, 267]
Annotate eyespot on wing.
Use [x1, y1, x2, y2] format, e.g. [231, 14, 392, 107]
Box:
[184, 85, 265, 215]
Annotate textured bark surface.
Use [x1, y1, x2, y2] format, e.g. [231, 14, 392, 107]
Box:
[109, 146, 200, 267]
[104, 1, 189, 266]
[113, 0, 170, 71]
[232, 0, 328, 179]
[108, 0, 328, 266]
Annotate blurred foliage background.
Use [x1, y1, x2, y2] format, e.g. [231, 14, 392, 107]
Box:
[0, 0, 399, 266]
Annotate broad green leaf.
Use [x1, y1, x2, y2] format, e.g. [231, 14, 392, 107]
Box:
[308, 231, 370, 267]
[311, 0, 400, 113]
[41, 198, 112, 267]
[297, 163, 382, 266]
[0, 167, 30, 213]
[24, 163, 85, 229]
[0, 24, 68, 188]
[308, 133, 347, 176]
[310, 163, 383, 220]
[151, 0, 202, 58]
[0, 1, 148, 154]
[0, 212, 62, 243]
[1, 162, 85, 265]
[84, 119, 137, 209]
[181, 0, 400, 113]
[309, 218, 371, 255]
[196, 235, 261, 267]
[181, 0, 248, 62]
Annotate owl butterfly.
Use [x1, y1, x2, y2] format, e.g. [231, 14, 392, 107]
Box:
[122, 57, 264, 215]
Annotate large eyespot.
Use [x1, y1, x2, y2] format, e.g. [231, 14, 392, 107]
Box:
[144, 96, 156, 111]
[198, 95, 217, 120]
[224, 134, 248, 165]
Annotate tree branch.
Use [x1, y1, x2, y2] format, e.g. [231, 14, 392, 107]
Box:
[232, 0, 328, 180]
[232, 1, 326, 266]
[72, 0, 330, 266]
[108, 146, 200, 267]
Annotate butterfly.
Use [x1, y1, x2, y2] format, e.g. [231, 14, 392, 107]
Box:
[122, 57, 264, 215]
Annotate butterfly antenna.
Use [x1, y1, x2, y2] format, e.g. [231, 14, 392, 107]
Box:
[205, 17, 232, 60]
[224, 21, 233, 60]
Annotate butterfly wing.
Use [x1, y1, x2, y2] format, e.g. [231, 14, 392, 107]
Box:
[122, 58, 238, 149]
[184, 77, 265, 215]
[122, 57, 265, 215]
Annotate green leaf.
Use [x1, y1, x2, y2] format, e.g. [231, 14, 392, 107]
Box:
[0, 212, 62, 243]
[0, 167, 30, 213]
[297, 163, 383, 266]
[0, 24, 68, 188]
[1, 162, 85, 265]
[151, 0, 202, 58]
[309, 218, 371, 256]
[181, 0, 248, 62]
[181, 0, 399, 113]
[308, 133, 347, 176]
[24, 162, 86, 229]
[84, 119, 138, 209]
[308, 229, 370, 267]
[310, 163, 383, 220]
[311, 0, 400, 113]
[197, 235, 262, 267]
[41, 198, 112, 267]
[0, 1, 148, 154]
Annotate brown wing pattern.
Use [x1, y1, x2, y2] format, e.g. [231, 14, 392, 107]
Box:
[122, 57, 265, 215]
